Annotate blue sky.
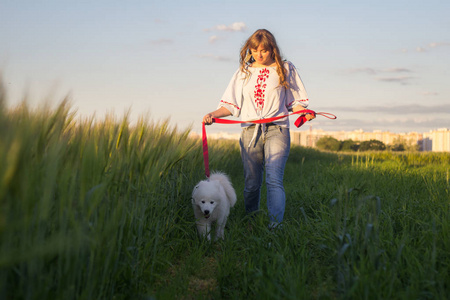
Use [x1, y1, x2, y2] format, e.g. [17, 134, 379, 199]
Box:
[1, 0, 449, 134]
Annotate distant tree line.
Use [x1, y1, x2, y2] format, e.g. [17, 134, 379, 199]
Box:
[315, 136, 419, 152]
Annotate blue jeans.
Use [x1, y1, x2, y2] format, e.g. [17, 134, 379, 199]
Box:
[239, 124, 290, 223]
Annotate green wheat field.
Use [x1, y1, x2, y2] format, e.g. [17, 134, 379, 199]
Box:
[0, 90, 449, 299]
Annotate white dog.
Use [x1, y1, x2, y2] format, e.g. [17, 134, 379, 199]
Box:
[192, 172, 237, 240]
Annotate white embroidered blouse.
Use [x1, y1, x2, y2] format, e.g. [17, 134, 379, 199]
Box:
[217, 61, 309, 128]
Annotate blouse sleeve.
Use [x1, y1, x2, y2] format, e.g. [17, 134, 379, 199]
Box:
[217, 69, 245, 117]
[285, 61, 309, 111]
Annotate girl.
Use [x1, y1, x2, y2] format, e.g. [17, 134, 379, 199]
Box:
[203, 29, 314, 228]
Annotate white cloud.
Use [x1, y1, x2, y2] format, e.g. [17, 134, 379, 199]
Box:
[217, 22, 247, 32]
[209, 35, 219, 43]
[376, 76, 414, 85]
[205, 22, 247, 32]
[429, 42, 450, 48]
[422, 92, 439, 96]
[403, 42, 450, 53]
[416, 47, 427, 53]
[385, 68, 412, 73]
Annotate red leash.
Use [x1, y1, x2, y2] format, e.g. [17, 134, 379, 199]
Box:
[202, 109, 336, 178]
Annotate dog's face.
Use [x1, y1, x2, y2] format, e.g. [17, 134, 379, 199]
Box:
[194, 198, 218, 219]
[192, 181, 221, 219]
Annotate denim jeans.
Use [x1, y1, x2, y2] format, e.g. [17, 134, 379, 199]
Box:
[239, 124, 290, 223]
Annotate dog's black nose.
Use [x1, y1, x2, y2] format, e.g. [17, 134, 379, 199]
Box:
[204, 210, 210, 215]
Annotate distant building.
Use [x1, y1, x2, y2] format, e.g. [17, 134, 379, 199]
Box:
[423, 128, 450, 152]
[291, 127, 450, 152]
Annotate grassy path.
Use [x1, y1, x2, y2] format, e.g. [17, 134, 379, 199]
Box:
[152, 144, 450, 299]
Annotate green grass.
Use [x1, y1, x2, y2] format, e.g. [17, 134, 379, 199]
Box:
[0, 92, 449, 299]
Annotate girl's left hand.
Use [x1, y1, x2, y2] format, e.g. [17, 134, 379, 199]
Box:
[305, 113, 316, 121]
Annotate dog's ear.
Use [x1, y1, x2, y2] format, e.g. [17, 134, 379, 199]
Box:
[192, 184, 200, 198]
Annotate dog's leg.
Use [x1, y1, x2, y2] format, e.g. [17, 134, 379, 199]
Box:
[215, 219, 226, 240]
[197, 222, 211, 240]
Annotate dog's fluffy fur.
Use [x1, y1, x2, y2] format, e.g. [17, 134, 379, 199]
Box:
[192, 172, 237, 240]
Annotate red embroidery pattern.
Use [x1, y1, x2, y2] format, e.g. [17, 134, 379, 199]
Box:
[288, 99, 309, 107]
[254, 68, 270, 111]
[220, 100, 240, 110]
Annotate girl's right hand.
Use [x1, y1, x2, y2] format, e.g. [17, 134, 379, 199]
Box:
[203, 113, 214, 125]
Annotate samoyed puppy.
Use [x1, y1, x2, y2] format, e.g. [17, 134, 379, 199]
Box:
[192, 172, 237, 240]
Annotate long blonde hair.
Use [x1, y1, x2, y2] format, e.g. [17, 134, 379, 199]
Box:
[239, 29, 288, 88]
